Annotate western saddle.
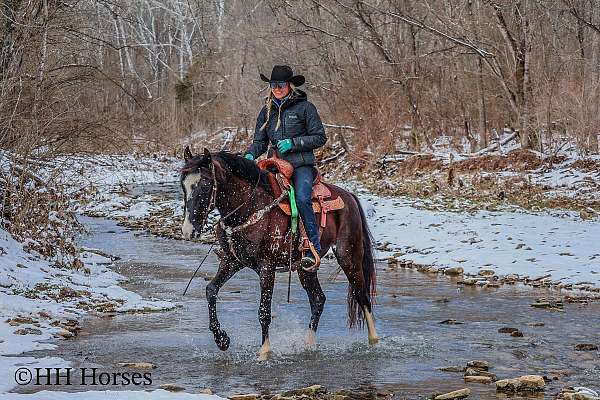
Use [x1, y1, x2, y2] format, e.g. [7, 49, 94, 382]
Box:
[257, 155, 345, 270]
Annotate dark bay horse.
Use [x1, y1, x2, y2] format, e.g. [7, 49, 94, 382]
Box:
[180, 147, 378, 360]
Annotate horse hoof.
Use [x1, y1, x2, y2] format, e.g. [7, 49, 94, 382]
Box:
[257, 351, 269, 362]
[215, 330, 230, 351]
[304, 330, 316, 349]
[368, 336, 379, 346]
[257, 338, 271, 361]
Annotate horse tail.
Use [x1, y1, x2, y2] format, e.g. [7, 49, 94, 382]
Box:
[347, 192, 377, 328]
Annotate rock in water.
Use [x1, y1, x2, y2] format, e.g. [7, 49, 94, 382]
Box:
[466, 360, 489, 370]
[464, 368, 497, 380]
[498, 327, 519, 334]
[464, 376, 493, 384]
[575, 343, 598, 351]
[229, 395, 259, 400]
[116, 362, 156, 369]
[7, 316, 35, 326]
[557, 388, 600, 400]
[434, 388, 471, 399]
[14, 328, 42, 335]
[572, 394, 600, 400]
[283, 385, 327, 397]
[439, 366, 465, 372]
[55, 330, 74, 339]
[159, 383, 185, 392]
[445, 267, 464, 276]
[439, 319, 463, 325]
[496, 375, 545, 392]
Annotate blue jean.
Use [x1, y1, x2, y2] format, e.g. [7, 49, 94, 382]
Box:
[292, 166, 321, 254]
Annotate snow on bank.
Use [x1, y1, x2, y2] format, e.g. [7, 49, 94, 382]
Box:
[0, 226, 176, 393]
[46, 154, 182, 220]
[0, 155, 183, 395]
[530, 157, 600, 205]
[52, 154, 181, 189]
[352, 187, 600, 287]
[82, 192, 181, 220]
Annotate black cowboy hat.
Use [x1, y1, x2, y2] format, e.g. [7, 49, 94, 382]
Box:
[260, 65, 305, 87]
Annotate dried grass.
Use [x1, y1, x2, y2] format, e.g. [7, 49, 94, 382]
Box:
[454, 149, 543, 172]
[571, 159, 600, 172]
[1, 157, 84, 269]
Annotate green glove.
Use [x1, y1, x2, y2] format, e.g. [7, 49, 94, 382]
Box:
[277, 139, 293, 154]
[245, 153, 254, 161]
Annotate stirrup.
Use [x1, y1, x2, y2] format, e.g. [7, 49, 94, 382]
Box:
[299, 250, 320, 272]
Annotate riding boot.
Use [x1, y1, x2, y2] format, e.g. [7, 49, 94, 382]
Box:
[297, 200, 322, 270]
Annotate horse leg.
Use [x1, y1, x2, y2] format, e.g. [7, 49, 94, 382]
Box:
[297, 268, 326, 349]
[206, 259, 243, 351]
[257, 265, 276, 361]
[350, 273, 379, 345]
[363, 303, 378, 345]
[334, 237, 379, 345]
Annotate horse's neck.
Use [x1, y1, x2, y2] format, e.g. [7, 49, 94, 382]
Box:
[216, 175, 271, 225]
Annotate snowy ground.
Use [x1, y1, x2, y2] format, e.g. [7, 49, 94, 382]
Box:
[50, 154, 181, 188]
[0, 225, 180, 392]
[53, 154, 181, 217]
[44, 154, 184, 229]
[530, 156, 600, 206]
[351, 186, 600, 287]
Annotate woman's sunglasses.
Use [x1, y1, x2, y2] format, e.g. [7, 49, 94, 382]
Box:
[270, 81, 289, 89]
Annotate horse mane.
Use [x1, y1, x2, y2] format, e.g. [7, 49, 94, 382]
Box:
[182, 151, 272, 194]
[215, 151, 273, 193]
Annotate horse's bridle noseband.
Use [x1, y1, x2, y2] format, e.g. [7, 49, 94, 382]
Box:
[202, 160, 218, 229]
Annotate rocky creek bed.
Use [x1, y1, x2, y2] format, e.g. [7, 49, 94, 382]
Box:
[13, 211, 600, 400]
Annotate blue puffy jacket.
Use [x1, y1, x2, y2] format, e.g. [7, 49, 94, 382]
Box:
[246, 89, 327, 168]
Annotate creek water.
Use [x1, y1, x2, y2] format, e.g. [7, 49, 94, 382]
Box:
[20, 183, 600, 399]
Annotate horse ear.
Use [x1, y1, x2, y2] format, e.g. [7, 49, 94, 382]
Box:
[203, 148, 211, 161]
[184, 146, 193, 161]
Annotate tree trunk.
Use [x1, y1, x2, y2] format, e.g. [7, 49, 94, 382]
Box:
[476, 58, 488, 149]
[407, 24, 422, 151]
[468, 0, 487, 150]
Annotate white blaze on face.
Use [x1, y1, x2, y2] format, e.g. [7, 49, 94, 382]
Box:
[182, 173, 202, 240]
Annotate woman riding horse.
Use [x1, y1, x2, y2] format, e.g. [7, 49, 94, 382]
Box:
[244, 65, 326, 270]
[180, 66, 378, 361]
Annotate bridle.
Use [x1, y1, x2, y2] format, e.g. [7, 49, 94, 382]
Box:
[199, 160, 219, 231]
[184, 158, 257, 234]
[183, 156, 287, 295]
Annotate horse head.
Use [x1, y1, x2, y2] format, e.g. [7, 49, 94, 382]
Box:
[180, 146, 218, 240]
